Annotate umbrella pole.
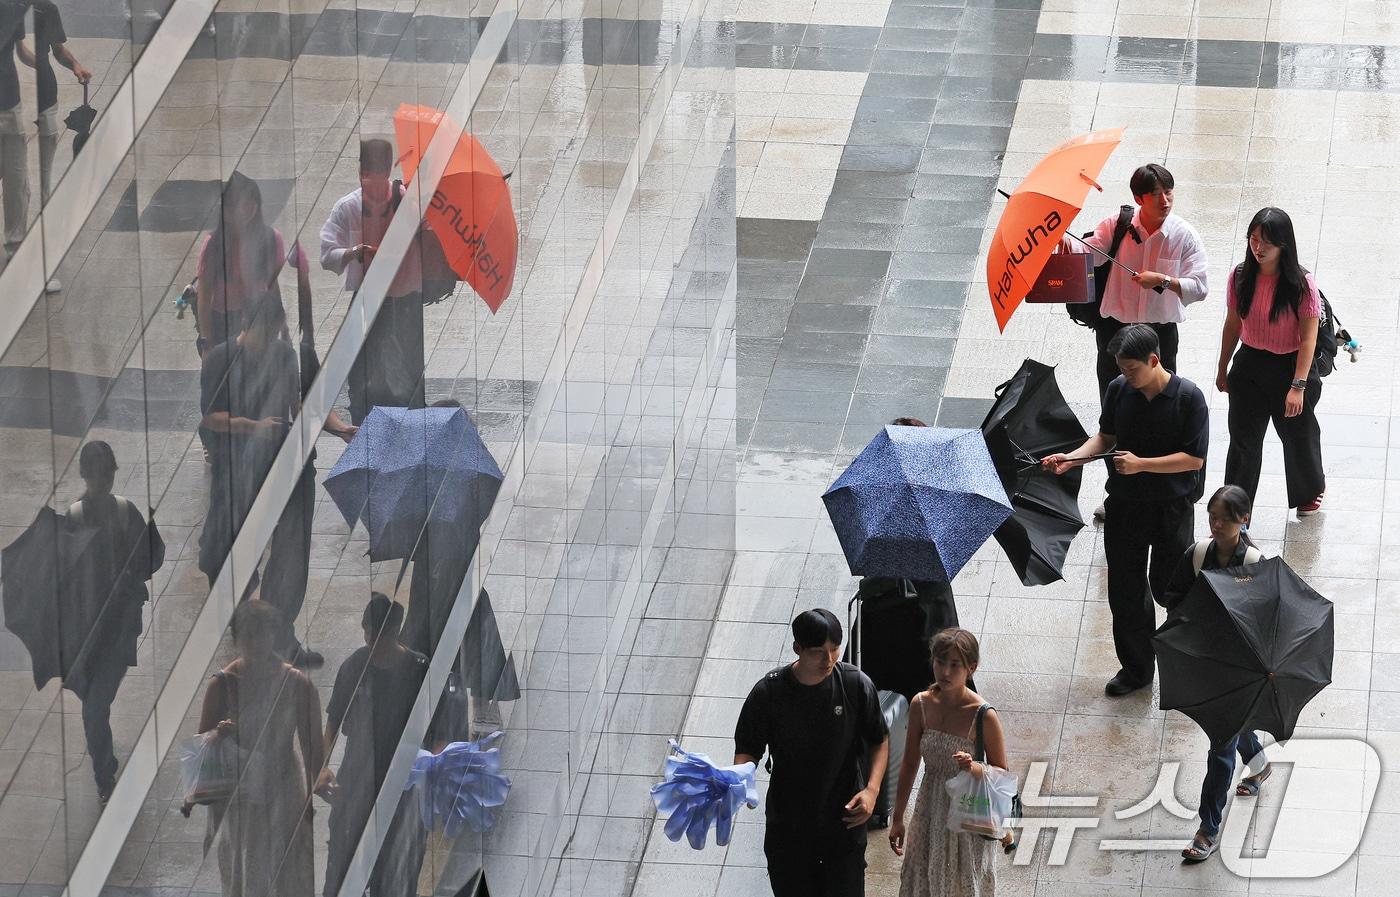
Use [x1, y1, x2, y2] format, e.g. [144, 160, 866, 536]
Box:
[994, 189, 1143, 280]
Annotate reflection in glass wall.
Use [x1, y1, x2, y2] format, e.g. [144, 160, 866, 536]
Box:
[0, 0, 734, 894]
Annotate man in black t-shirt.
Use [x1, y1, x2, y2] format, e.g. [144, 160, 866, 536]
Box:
[734, 609, 889, 897]
[1043, 324, 1209, 697]
[317, 595, 434, 897]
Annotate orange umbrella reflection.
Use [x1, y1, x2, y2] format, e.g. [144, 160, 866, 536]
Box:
[985, 127, 1123, 332]
[394, 103, 517, 313]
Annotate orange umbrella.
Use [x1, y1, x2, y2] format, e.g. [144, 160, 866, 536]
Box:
[395, 104, 517, 313]
[986, 127, 1123, 332]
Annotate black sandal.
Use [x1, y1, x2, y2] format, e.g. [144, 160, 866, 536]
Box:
[1181, 829, 1217, 863]
[1236, 763, 1272, 797]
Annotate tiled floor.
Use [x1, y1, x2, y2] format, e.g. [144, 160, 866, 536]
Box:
[639, 0, 1400, 895]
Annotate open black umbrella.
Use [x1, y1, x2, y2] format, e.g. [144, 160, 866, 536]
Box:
[1, 507, 100, 692]
[1154, 556, 1333, 745]
[980, 359, 1088, 585]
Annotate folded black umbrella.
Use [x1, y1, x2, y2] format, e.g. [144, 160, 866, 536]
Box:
[980, 359, 1088, 585]
[65, 83, 97, 155]
[1154, 556, 1333, 746]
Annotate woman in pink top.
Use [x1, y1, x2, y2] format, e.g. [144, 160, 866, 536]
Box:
[1216, 208, 1325, 516]
[196, 172, 310, 355]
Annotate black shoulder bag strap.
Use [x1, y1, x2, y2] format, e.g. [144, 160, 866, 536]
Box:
[972, 703, 992, 761]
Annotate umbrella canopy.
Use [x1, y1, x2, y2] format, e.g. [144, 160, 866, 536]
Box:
[405, 732, 511, 836]
[462, 588, 520, 702]
[1154, 556, 1333, 746]
[650, 739, 758, 850]
[980, 359, 1089, 585]
[823, 426, 1013, 582]
[987, 127, 1123, 331]
[1, 507, 101, 692]
[395, 103, 517, 313]
[324, 406, 503, 562]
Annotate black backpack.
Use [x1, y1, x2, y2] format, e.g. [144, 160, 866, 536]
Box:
[1067, 205, 1137, 328]
[1313, 290, 1346, 377]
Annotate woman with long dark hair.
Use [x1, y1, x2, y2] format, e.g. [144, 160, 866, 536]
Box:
[1160, 485, 1272, 862]
[196, 172, 310, 355]
[1216, 207, 1326, 516]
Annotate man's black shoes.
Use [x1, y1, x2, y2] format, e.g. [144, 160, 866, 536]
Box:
[1104, 675, 1149, 697]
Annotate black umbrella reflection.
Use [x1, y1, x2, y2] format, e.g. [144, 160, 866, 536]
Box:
[451, 868, 491, 897]
[1, 507, 99, 692]
[1154, 556, 1333, 745]
[980, 359, 1088, 585]
[462, 588, 519, 702]
[65, 82, 97, 155]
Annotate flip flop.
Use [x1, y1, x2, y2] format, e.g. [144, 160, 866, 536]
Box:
[1181, 830, 1217, 864]
[1236, 763, 1272, 797]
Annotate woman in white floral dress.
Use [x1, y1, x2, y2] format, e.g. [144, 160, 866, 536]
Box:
[889, 628, 1008, 897]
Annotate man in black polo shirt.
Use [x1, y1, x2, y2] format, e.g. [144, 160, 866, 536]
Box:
[734, 609, 889, 897]
[1043, 324, 1208, 696]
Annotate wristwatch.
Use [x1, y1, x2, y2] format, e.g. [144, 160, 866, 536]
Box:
[1290, 378, 1307, 391]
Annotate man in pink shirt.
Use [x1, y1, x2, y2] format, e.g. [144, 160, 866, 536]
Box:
[321, 138, 426, 423]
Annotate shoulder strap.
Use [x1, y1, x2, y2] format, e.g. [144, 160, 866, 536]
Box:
[1106, 205, 1136, 261]
[973, 703, 992, 762]
[67, 499, 83, 526]
[1242, 545, 1263, 565]
[1191, 540, 1211, 575]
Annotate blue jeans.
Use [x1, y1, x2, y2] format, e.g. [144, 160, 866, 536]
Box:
[1199, 731, 1265, 836]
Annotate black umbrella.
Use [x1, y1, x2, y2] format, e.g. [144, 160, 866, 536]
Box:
[980, 359, 1089, 585]
[65, 82, 97, 155]
[1, 507, 100, 692]
[462, 588, 520, 702]
[1154, 556, 1333, 746]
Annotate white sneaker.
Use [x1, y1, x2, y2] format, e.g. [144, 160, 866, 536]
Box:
[45, 278, 61, 293]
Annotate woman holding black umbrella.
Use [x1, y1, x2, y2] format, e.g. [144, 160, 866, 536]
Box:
[1161, 485, 1272, 863]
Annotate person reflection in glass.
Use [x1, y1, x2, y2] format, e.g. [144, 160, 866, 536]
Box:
[197, 172, 310, 359]
[65, 440, 163, 805]
[198, 601, 323, 897]
[198, 291, 352, 668]
[320, 138, 427, 424]
[317, 595, 437, 897]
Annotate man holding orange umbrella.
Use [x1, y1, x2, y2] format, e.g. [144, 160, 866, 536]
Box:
[1070, 163, 1210, 402]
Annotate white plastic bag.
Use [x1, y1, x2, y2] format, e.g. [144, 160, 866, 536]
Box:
[179, 732, 241, 806]
[944, 766, 1019, 839]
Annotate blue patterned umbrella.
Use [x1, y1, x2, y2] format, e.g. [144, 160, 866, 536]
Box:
[404, 732, 512, 836]
[650, 740, 757, 850]
[823, 426, 1013, 582]
[323, 406, 503, 561]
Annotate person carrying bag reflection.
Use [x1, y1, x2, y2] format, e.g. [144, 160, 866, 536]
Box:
[64, 440, 164, 804]
[197, 602, 323, 897]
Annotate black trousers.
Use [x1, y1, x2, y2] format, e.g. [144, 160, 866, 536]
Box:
[79, 646, 130, 788]
[202, 463, 315, 656]
[349, 292, 426, 424]
[1095, 317, 1179, 401]
[1103, 495, 1194, 685]
[765, 828, 865, 897]
[1224, 345, 1325, 509]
